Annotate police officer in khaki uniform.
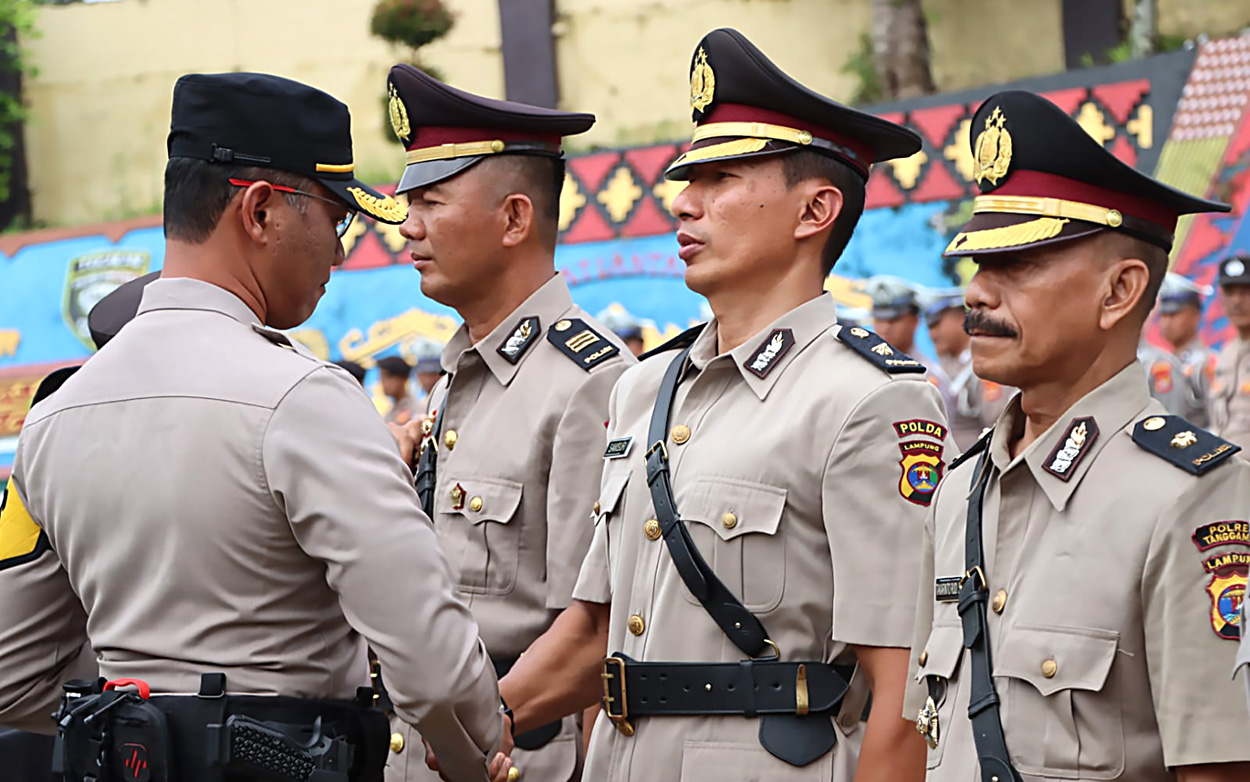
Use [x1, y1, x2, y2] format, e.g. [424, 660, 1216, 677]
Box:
[0, 73, 509, 782]
[865, 275, 930, 362]
[1137, 337, 1194, 418]
[383, 65, 635, 782]
[1157, 272, 1215, 427]
[464, 29, 953, 782]
[1209, 254, 1250, 453]
[911, 90, 1250, 782]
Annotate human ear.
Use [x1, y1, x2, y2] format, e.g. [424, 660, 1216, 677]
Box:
[501, 193, 535, 248]
[793, 183, 843, 242]
[1099, 258, 1150, 330]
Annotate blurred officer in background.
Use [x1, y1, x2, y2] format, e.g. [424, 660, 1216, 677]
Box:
[1156, 272, 1214, 426]
[1209, 253, 1250, 454]
[378, 355, 418, 425]
[597, 305, 646, 356]
[864, 274, 927, 360]
[407, 337, 446, 397]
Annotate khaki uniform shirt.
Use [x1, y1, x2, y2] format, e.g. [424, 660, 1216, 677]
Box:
[912, 362, 1250, 782]
[573, 294, 952, 782]
[1209, 338, 1250, 453]
[0, 279, 501, 782]
[385, 393, 419, 426]
[389, 275, 634, 782]
[1176, 337, 1214, 429]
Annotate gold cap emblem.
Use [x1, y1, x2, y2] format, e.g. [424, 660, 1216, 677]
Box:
[388, 83, 410, 143]
[972, 106, 1013, 186]
[690, 47, 716, 113]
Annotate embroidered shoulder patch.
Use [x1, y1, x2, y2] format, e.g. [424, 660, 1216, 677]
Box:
[1131, 415, 1240, 475]
[498, 316, 540, 364]
[744, 329, 794, 378]
[0, 478, 50, 571]
[1206, 566, 1247, 640]
[1193, 521, 1250, 552]
[548, 318, 619, 371]
[836, 326, 925, 374]
[1044, 417, 1098, 481]
[898, 440, 944, 506]
[893, 419, 947, 440]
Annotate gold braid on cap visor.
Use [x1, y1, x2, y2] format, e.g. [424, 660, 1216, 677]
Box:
[943, 194, 1161, 253]
[347, 187, 407, 222]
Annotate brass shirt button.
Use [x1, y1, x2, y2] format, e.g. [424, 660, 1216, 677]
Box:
[721, 512, 738, 529]
[615, 721, 635, 737]
[444, 429, 458, 449]
[671, 424, 691, 444]
[507, 767, 521, 782]
[1041, 659, 1058, 678]
[643, 519, 662, 540]
[390, 731, 405, 754]
[469, 496, 483, 512]
[628, 614, 645, 635]
[593, 501, 601, 515]
[992, 589, 1007, 614]
[919, 650, 929, 667]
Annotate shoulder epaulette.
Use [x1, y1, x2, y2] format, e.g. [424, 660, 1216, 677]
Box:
[1131, 415, 1239, 475]
[31, 365, 80, 406]
[835, 325, 926, 374]
[547, 317, 619, 371]
[639, 323, 706, 361]
[252, 324, 297, 350]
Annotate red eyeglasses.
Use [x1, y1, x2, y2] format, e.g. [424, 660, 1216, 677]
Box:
[229, 178, 355, 237]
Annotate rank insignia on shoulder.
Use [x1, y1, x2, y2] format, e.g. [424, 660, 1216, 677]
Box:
[1044, 417, 1098, 481]
[548, 318, 619, 371]
[1131, 415, 1240, 475]
[744, 329, 794, 378]
[252, 324, 296, 350]
[603, 437, 633, 459]
[498, 316, 540, 364]
[836, 326, 925, 374]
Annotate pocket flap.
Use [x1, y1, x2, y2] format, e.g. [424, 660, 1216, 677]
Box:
[435, 476, 523, 524]
[994, 623, 1118, 697]
[916, 622, 964, 681]
[596, 462, 632, 520]
[676, 477, 786, 541]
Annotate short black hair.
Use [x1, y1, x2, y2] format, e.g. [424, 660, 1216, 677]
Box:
[780, 149, 866, 276]
[333, 359, 367, 385]
[376, 355, 413, 378]
[480, 155, 565, 246]
[163, 157, 315, 244]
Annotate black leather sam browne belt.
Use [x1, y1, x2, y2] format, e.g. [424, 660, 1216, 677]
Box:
[601, 334, 857, 767]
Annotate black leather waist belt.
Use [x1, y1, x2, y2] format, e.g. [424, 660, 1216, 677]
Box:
[600, 655, 854, 721]
[492, 655, 563, 752]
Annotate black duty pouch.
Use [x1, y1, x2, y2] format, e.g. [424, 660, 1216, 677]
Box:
[54, 679, 172, 782]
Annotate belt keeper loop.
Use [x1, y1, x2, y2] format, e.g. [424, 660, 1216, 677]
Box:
[739, 660, 757, 718]
[796, 664, 809, 716]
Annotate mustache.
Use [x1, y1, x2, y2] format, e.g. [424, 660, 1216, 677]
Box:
[964, 310, 1018, 338]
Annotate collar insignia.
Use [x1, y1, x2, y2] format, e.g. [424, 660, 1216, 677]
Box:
[744, 328, 795, 378]
[973, 106, 1012, 187]
[497, 316, 540, 364]
[1044, 416, 1098, 481]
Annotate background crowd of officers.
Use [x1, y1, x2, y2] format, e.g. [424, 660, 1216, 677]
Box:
[2, 23, 1250, 782]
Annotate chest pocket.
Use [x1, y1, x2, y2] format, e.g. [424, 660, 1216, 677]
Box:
[435, 476, 524, 595]
[674, 477, 787, 612]
[595, 461, 633, 585]
[916, 622, 963, 770]
[994, 623, 1122, 780]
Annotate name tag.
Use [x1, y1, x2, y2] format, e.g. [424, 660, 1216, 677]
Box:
[603, 437, 633, 459]
[935, 577, 961, 603]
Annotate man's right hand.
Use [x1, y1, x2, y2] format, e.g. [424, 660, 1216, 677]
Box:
[424, 712, 514, 782]
[386, 415, 426, 468]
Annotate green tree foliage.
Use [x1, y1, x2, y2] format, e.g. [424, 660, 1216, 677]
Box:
[0, 0, 36, 207]
[370, 0, 454, 52]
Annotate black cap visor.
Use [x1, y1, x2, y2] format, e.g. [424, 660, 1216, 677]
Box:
[665, 138, 801, 181]
[87, 270, 161, 349]
[397, 156, 485, 194]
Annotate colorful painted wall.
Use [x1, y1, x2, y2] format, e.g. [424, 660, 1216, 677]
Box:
[3, 35, 1250, 478]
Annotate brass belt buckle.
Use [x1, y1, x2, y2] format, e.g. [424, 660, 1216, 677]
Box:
[600, 657, 634, 736]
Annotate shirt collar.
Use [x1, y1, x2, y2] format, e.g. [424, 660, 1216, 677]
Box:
[989, 361, 1153, 511]
[441, 273, 575, 385]
[688, 293, 838, 401]
[136, 277, 262, 327]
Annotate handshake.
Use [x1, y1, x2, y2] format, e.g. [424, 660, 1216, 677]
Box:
[423, 712, 516, 782]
